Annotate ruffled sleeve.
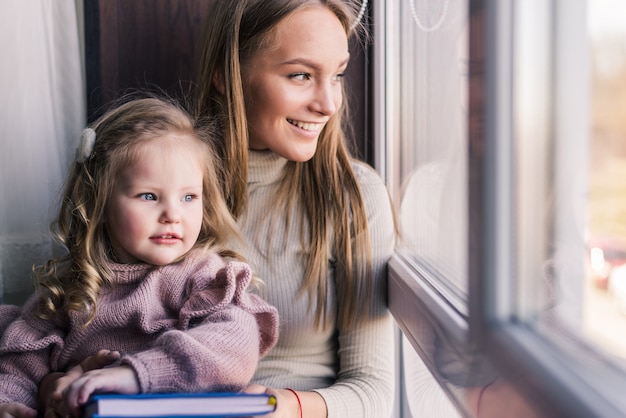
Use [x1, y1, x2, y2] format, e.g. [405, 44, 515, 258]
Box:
[120, 259, 279, 393]
[180, 261, 279, 357]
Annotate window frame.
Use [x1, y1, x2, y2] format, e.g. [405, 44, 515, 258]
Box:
[379, 1, 626, 417]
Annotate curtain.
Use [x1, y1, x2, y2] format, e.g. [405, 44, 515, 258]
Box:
[0, 0, 85, 303]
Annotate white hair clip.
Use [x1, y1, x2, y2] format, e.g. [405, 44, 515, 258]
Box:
[350, 0, 368, 31]
[76, 128, 96, 163]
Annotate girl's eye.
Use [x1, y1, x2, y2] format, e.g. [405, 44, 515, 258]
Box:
[139, 193, 156, 201]
[184, 194, 197, 202]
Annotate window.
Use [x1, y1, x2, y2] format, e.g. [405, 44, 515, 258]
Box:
[378, 0, 626, 416]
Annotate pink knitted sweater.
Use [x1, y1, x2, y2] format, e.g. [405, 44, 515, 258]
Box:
[0, 249, 279, 408]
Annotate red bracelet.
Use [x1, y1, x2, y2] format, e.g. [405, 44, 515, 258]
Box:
[285, 388, 302, 418]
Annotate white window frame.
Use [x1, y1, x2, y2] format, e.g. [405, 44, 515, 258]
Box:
[377, 1, 626, 417]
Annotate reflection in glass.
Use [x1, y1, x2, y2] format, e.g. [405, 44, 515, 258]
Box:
[396, 0, 469, 310]
[394, 0, 477, 417]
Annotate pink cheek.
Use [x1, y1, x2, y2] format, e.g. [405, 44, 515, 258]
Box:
[335, 93, 343, 108]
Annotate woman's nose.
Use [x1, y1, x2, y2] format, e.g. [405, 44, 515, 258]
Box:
[311, 81, 340, 116]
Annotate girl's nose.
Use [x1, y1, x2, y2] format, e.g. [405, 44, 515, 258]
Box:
[159, 204, 181, 224]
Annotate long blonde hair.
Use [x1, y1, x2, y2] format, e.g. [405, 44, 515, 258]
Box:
[36, 96, 241, 326]
[194, 0, 372, 330]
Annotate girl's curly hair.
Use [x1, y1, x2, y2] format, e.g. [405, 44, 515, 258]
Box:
[35, 95, 241, 327]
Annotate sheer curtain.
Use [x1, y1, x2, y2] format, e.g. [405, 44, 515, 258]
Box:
[0, 0, 85, 303]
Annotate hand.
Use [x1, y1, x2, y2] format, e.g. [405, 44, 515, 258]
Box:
[466, 378, 544, 418]
[61, 365, 140, 417]
[241, 384, 300, 418]
[39, 349, 121, 418]
[0, 402, 37, 418]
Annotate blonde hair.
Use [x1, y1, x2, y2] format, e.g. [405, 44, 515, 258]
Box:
[36, 96, 241, 326]
[194, 0, 372, 330]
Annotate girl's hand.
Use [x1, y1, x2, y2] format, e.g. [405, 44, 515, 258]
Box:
[0, 402, 37, 418]
[39, 350, 121, 418]
[241, 384, 301, 418]
[62, 365, 140, 417]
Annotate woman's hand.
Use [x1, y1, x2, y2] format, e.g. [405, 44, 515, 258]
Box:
[465, 378, 544, 418]
[0, 402, 37, 418]
[242, 384, 300, 418]
[243, 384, 328, 418]
[39, 349, 121, 418]
[61, 365, 140, 417]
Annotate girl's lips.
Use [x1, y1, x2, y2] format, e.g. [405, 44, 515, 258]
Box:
[150, 234, 181, 244]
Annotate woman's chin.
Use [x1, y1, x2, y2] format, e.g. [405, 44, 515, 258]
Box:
[275, 143, 318, 162]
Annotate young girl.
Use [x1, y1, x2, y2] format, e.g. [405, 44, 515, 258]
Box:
[0, 97, 279, 418]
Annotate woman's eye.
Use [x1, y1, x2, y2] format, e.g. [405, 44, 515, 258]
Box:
[290, 73, 310, 81]
[333, 72, 346, 82]
[139, 193, 156, 201]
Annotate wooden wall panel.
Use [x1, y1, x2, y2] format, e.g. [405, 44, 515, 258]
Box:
[85, 0, 215, 120]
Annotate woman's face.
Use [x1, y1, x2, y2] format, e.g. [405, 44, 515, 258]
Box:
[241, 5, 349, 162]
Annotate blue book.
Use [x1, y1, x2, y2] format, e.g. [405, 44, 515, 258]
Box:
[82, 392, 277, 418]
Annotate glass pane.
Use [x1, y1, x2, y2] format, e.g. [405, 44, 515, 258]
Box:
[395, 0, 469, 311]
[584, 0, 626, 360]
[516, 0, 626, 368]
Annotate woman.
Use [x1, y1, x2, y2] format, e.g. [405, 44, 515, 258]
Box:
[193, 1, 396, 417]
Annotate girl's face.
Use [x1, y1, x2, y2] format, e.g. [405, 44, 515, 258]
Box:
[106, 134, 204, 265]
[241, 5, 349, 162]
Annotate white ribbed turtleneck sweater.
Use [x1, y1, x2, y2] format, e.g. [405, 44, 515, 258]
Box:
[236, 150, 396, 418]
